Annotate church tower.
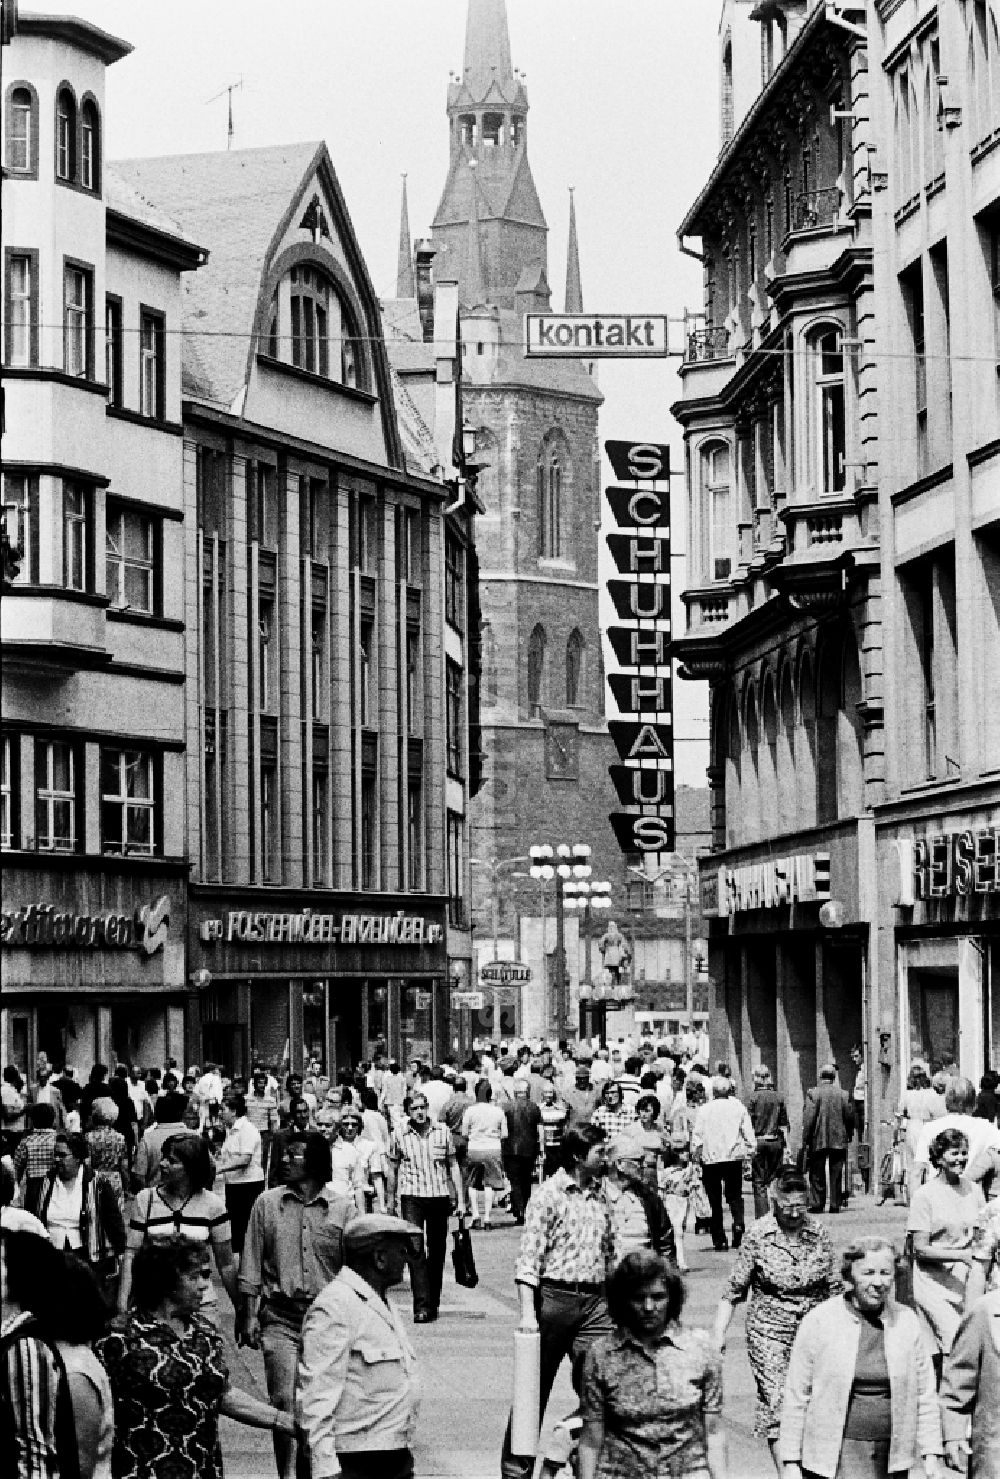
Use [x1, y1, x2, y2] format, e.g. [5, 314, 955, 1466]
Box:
[424, 0, 617, 1038]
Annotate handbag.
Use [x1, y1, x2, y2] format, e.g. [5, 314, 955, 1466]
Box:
[451, 1215, 478, 1289]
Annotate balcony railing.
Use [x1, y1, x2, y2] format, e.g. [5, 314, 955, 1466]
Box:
[685, 325, 731, 363]
[790, 186, 841, 231]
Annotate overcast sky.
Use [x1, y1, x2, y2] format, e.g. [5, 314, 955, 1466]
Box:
[65, 0, 721, 786]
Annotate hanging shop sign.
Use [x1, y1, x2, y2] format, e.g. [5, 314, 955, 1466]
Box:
[0, 895, 171, 956]
[479, 960, 532, 986]
[199, 908, 444, 947]
[525, 315, 669, 359]
[715, 853, 832, 917]
[453, 991, 486, 1009]
[891, 828, 1000, 905]
[605, 442, 676, 863]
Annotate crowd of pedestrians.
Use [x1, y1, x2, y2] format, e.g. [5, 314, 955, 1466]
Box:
[1, 1035, 998, 1477]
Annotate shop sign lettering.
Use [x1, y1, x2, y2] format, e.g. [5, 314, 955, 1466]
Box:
[209, 909, 443, 947]
[893, 829, 1000, 905]
[0, 896, 170, 956]
[716, 853, 832, 916]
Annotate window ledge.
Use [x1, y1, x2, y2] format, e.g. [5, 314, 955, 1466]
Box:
[924, 173, 946, 202]
[971, 127, 1000, 166]
[106, 609, 183, 632]
[2, 364, 110, 396]
[55, 175, 101, 200]
[106, 404, 184, 436]
[4, 584, 109, 608]
[255, 353, 376, 404]
[893, 194, 921, 227]
[0, 847, 187, 875]
[537, 557, 578, 574]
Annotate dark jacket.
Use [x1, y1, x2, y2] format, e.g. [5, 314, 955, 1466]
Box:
[802, 1083, 855, 1151]
[618, 1171, 676, 1263]
[503, 1098, 542, 1158]
[37, 1165, 126, 1267]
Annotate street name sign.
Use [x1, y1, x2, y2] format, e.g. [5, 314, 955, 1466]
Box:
[525, 314, 669, 358]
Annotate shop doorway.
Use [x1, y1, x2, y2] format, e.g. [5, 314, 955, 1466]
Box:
[908, 966, 959, 1067]
[330, 980, 363, 1074]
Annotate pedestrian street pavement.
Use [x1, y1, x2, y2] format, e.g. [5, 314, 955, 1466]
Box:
[220, 1195, 922, 1479]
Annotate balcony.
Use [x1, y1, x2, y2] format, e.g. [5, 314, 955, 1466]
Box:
[684, 325, 731, 363]
[791, 186, 842, 231]
[1, 588, 110, 671]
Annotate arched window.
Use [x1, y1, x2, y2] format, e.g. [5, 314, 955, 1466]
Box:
[759, 673, 779, 834]
[266, 263, 366, 389]
[536, 441, 566, 559]
[6, 83, 38, 176]
[80, 97, 100, 193]
[566, 629, 585, 708]
[474, 429, 498, 514]
[483, 113, 504, 146]
[481, 621, 498, 706]
[809, 326, 846, 494]
[527, 624, 546, 715]
[797, 651, 818, 828]
[816, 639, 841, 824]
[699, 441, 734, 582]
[55, 85, 76, 182]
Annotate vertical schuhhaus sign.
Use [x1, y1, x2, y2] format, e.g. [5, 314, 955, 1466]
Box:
[604, 440, 676, 858]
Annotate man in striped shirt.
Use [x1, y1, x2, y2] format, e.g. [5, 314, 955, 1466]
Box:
[386, 1092, 463, 1323]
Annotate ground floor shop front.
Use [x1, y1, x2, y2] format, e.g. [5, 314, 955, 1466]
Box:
[187, 888, 450, 1077]
[700, 818, 874, 1150]
[0, 862, 188, 1079]
[878, 791, 1000, 1090]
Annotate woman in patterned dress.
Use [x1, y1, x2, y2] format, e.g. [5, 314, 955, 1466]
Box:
[96, 1237, 294, 1478]
[85, 1096, 130, 1210]
[712, 1170, 837, 1471]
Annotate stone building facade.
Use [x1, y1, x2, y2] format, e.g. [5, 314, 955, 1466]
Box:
[672, 0, 881, 1145]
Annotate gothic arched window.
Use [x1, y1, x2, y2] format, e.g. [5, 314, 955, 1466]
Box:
[566, 629, 585, 708]
[266, 262, 366, 389]
[527, 624, 546, 715]
[482, 620, 498, 706]
[536, 439, 570, 559]
[475, 429, 498, 514]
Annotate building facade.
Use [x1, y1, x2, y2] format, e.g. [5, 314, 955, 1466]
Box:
[114, 142, 476, 1076]
[672, 0, 881, 1145]
[389, 0, 623, 1044]
[1, 13, 202, 1076]
[869, 0, 1000, 1089]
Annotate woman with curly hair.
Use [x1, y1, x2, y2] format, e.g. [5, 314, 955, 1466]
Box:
[96, 1238, 293, 1477]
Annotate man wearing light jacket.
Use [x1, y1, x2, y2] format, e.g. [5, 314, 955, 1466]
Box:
[691, 1075, 756, 1251]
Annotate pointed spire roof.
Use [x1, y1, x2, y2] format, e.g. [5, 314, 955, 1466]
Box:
[396, 174, 415, 298]
[466, 161, 487, 306]
[565, 188, 583, 313]
[462, 0, 514, 100]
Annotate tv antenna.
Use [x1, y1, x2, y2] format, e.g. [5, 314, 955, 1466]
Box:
[205, 76, 244, 150]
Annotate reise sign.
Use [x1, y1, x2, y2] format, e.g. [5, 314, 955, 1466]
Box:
[604, 441, 675, 860]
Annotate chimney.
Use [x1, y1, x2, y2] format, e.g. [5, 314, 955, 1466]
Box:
[414, 239, 437, 344]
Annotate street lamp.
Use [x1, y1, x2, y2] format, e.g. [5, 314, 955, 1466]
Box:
[470, 854, 529, 1043]
[629, 850, 700, 1021]
[564, 880, 611, 1043]
[530, 841, 591, 1037]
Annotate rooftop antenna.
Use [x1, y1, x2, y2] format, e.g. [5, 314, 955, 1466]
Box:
[205, 76, 244, 150]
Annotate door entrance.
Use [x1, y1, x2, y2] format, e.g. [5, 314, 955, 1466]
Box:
[908, 966, 959, 1067]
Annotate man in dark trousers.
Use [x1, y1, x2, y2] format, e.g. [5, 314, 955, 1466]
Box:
[746, 1065, 789, 1217]
[502, 1078, 542, 1223]
[802, 1062, 855, 1213]
[385, 1090, 463, 1323]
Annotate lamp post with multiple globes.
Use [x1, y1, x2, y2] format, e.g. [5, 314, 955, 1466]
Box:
[528, 842, 592, 1037]
[563, 880, 612, 1043]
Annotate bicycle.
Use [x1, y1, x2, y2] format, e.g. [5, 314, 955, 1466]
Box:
[876, 1114, 908, 1206]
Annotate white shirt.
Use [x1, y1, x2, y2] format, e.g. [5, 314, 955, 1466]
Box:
[913, 1111, 1000, 1172]
[589, 1058, 612, 1087]
[691, 1097, 757, 1164]
[216, 1117, 264, 1184]
[421, 1080, 453, 1122]
[46, 1169, 84, 1249]
[328, 1141, 364, 1201]
[127, 1082, 150, 1119]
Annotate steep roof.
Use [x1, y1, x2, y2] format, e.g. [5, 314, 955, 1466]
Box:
[113, 142, 322, 406]
[564, 189, 583, 314]
[461, 0, 515, 100]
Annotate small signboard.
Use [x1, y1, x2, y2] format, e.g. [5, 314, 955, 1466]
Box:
[452, 990, 485, 1009]
[525, 314, 669, 359]
[479, 960, 532, 986]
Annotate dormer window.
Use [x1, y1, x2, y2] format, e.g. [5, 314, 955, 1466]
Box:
[56, 86, 76, 181]
[266, 261, 366, 390]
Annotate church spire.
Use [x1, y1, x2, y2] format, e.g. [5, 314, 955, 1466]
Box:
[396, 174, 415, 298]
[466, 161, 486, 307]
[565, 187, 583, 313]
[462, 0, 514, 96]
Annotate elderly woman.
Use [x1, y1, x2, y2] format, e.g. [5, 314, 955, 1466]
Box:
[85, 1095, 130, 1210]
[96, 1238, 294, 1477]
[579, 1249, 726, 1479]
[907, 1126, 993, 1368]
[713, 1170, 837, 1470]
[119, 1131, 238, 1318]
[591, 1079, 637, 1140]
[780, 1237, 944, 1479]
[36, 1132, 126, 1300]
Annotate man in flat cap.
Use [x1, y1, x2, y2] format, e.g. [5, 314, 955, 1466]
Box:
[296, 1213, 423, 1479]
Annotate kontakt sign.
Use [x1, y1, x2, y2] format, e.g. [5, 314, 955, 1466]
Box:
[525, 314, 669, 358]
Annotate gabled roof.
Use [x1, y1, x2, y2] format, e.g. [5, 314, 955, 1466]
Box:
[112, 142, 404, 466]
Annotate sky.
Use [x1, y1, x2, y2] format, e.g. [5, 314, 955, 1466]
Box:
[65, 0, 722, 786]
